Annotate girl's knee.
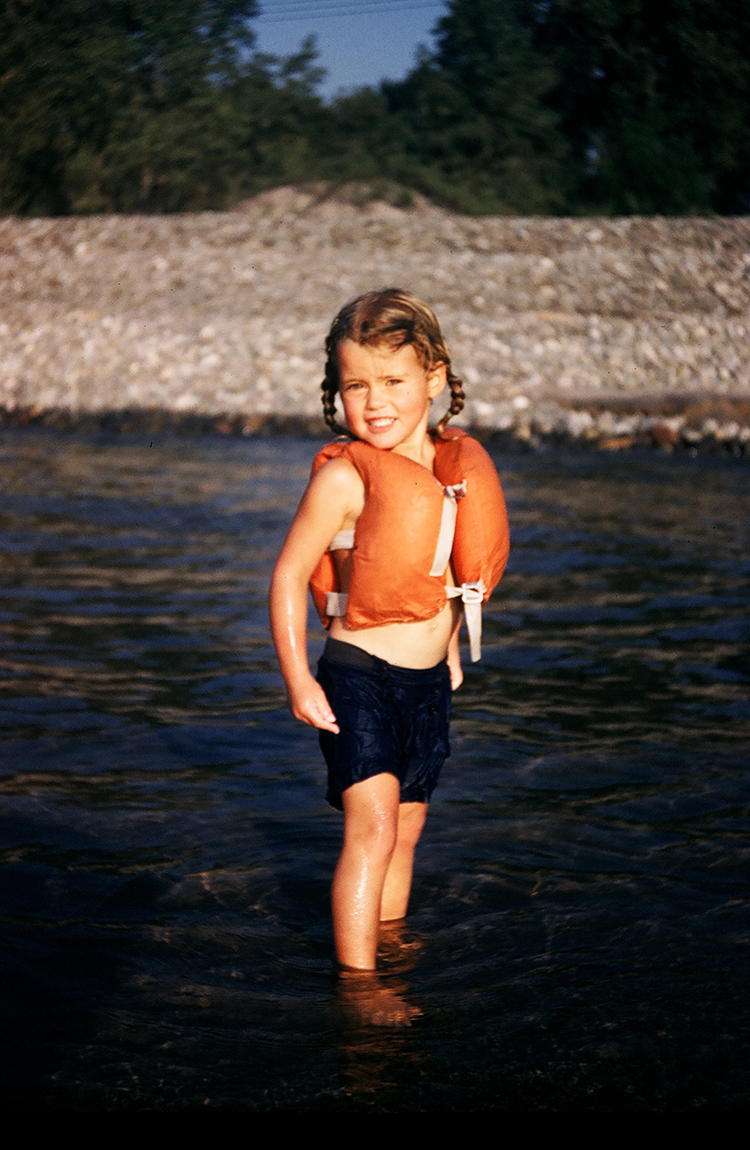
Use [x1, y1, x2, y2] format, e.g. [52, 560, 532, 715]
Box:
[345, 811, 398, 860]
[342, 785, 399, 857]
[396, 802, 428, 850]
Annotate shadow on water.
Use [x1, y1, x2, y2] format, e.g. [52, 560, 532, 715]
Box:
[0, 430, 748, 1110]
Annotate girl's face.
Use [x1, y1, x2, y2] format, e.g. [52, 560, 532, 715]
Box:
[337, 339, 446, 456]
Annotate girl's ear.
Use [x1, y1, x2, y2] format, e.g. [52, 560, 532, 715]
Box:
[427, 360, 448, 400]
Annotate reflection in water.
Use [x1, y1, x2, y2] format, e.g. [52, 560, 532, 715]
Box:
[0, 431, 748, 1110]
[335, 970, 422, 1028]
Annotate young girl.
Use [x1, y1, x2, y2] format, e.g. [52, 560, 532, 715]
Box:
[270, 289, 509, 973]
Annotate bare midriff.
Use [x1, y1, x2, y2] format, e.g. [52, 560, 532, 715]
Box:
[328, 548, 460, 668]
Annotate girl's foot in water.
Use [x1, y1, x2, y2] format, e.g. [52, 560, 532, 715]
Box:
[334, 967, 423, 1028]
[377, 918, 426, 973]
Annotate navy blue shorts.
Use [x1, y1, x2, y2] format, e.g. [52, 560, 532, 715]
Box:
[317, 637, 452, 811]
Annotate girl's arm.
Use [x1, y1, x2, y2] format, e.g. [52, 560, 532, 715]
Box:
[270, 458, 362, 733]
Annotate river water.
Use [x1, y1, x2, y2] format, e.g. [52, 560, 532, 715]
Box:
[0, 430, 748, 1111]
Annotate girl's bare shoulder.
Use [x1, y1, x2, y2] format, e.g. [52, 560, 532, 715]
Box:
[288, 453, 362, 535]
[309, 455, 363, 503]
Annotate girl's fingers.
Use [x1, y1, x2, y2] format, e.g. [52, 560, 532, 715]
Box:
[290, 686, 340, 732]
[304, 709, 340, 733]
[313, 699, 340, 732]
[306, 695, 339, 733]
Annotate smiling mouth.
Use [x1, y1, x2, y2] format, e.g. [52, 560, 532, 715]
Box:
[366, 417, 396, 430]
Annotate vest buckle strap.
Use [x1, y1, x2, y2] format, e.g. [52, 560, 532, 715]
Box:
[325, 591, 348, 616]
[429, 480, 466, 577]
[446, 580, 486, 662]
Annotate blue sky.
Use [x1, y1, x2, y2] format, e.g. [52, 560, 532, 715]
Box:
[251, 2, 448, 100]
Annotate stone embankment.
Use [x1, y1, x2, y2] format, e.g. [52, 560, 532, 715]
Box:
[1, 186, 749, 451]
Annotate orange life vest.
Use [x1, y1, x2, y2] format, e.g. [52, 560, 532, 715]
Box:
[309, 428, 510, 661]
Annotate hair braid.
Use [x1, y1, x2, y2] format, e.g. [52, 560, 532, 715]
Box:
[435, 368, 465, 436]
[320, 363, 351, 437]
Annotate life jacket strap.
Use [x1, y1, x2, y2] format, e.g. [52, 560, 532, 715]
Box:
[446, 580, 486, 662]
[429, 481, 466, 576]
[328, 529, 355, 551]
[325, 591, 348, 616]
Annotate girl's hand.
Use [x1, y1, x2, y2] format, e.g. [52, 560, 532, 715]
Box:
[288, 674, 340, 734]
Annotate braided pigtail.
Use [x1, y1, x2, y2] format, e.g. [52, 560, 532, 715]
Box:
[320, 321, 354, 437]
[320, 369, 351, 437]
[435, 367, 465, 436]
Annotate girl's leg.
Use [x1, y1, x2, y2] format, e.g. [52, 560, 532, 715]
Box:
[379, 802, 428, 922]
[332, 772, 400, 970]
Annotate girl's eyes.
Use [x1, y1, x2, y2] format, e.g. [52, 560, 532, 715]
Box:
[342, 379, 404, 391]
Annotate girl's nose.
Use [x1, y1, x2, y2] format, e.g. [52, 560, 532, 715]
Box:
[365, 384, 388, 410]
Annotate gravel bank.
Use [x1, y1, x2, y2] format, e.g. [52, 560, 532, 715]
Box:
[2, 187, 749, 449]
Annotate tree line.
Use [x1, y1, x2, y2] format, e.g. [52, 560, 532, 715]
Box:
[2, 0, 749, 216]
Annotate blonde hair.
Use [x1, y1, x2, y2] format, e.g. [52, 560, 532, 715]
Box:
[321, 288, 465, 437]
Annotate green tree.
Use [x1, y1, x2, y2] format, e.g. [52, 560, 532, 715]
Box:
[0, 0, 262, 213]
[382, 0, 750, 214]
[5, 0, 747, 217]
[382, 0, 568, 213]
[534, 0, 750, 213]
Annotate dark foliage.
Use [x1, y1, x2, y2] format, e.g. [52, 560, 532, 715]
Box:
[1, 0, 749, 215]
[533, 0, 750, 213]
[381, 0, 568, 213]
[0, 1, 323, 213]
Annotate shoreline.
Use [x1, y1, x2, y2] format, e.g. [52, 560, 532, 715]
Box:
[3, 399, 748, 455]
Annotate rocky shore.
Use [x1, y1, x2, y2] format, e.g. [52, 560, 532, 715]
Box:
[1, 186, 749, 451]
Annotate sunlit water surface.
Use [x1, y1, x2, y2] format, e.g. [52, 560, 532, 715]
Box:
[0, 431, 748, 1111]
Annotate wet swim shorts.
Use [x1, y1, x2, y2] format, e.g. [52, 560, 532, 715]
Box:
[317, 637, 452, 811]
